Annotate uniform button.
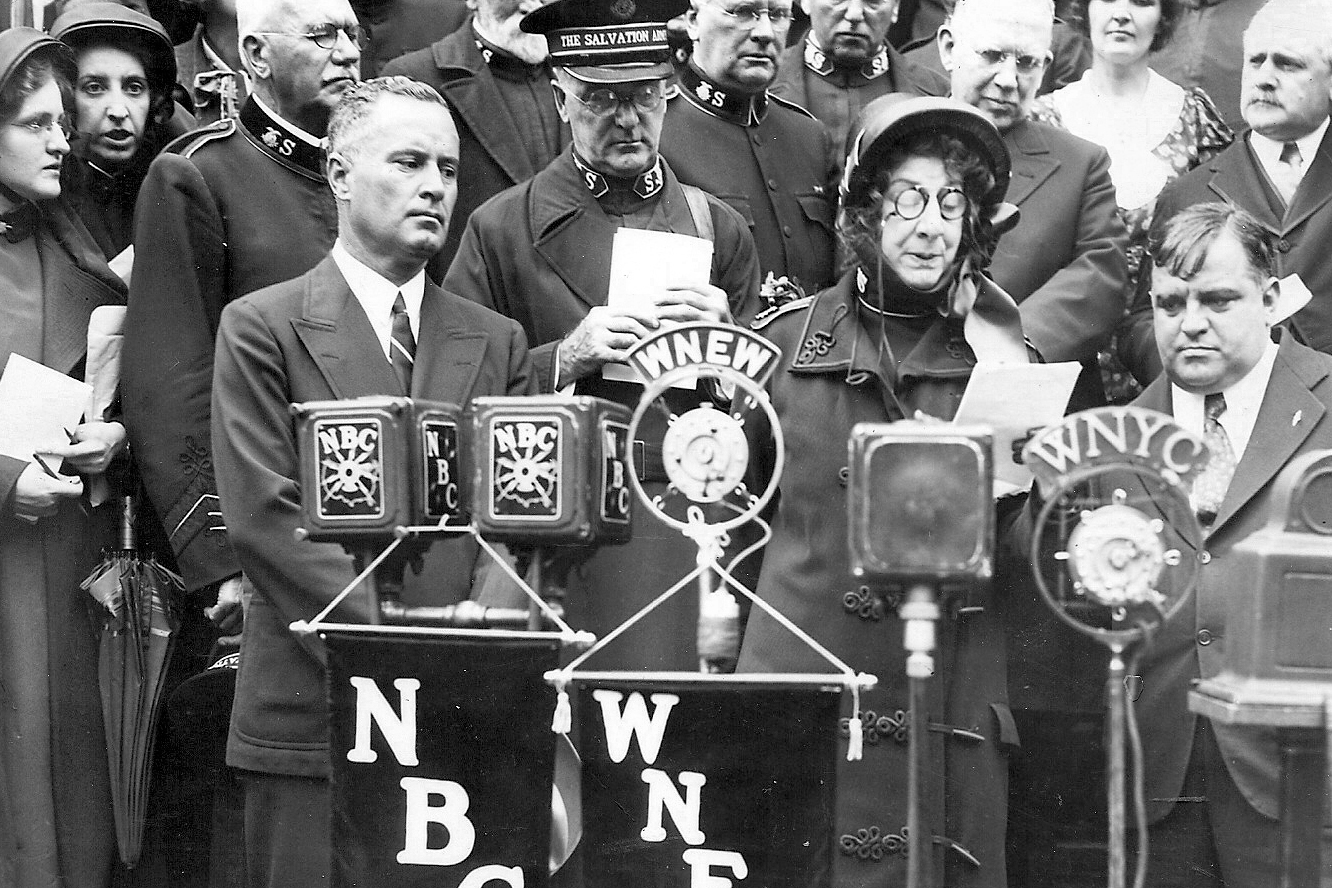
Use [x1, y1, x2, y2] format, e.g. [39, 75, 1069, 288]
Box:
[838, 466, 850, 487]
[1277, 238, 1292, 253]
[1196, 628, 1213, 646]
[782, 225, 793, 237]
[1198, 550, 1212, 565]
[766, 178, 778, 190]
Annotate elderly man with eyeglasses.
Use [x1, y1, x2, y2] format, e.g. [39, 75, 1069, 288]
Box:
[123, 0, 361, 676]
[445, 0, 761, 674]
[658, 0, 838, 293]
[769, 0, 948, 152]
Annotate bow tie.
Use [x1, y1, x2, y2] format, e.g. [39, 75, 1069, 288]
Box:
[0, 203, 37, 243]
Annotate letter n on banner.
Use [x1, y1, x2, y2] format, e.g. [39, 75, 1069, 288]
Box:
[324, 630, 562, 888]
[578, 680, 839, 888]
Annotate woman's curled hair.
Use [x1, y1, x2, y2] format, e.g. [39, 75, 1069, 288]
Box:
[0, 48, 74, 125]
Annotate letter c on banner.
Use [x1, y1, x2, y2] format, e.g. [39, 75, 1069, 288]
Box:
[458, 865, 525, 887]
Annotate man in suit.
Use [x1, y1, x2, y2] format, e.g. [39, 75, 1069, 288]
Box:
[213, 76, 534, 887]
[1121, 0, 1332, 384]
[659, 0, 837, 292]
[769, 0, 948, 154]
[382, 0, 569, 273]
[124, 0, 361, 633]
[1120, 201, 1332, 886]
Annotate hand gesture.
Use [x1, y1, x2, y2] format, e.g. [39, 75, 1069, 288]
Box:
[44, 422, 128, 475]
[559, 305, 660, 383]
[12, 461, 84, 522]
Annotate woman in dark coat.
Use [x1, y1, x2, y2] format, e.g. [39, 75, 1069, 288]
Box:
[735, 94, 1029, 888]
[0, 28, 129, 888]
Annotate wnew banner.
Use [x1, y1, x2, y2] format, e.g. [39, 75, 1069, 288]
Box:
[578, 679, 840, 888]
[324, 630, 562, 888]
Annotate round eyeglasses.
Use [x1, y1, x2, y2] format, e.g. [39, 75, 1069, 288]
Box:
[256, 23, 365, 51]
[712, 2, 794, 29]
[9, 114, 72, 140]
[885, 186, 970, 221]
[555, 81, 666, 117]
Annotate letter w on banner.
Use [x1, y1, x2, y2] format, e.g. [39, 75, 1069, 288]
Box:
[324, 630, 563, 888]
[578, 679, 840, 888]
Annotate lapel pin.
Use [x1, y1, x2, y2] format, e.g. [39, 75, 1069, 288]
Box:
[1293, 410, 1302, 426]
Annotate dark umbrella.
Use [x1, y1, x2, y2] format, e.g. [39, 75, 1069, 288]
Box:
[81, 495, 183, 868]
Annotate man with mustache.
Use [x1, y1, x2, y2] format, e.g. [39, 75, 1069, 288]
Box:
[769, 0, 948, 152]
[658, 0, 838, 293]
[382, 0, 570, 272]
[1121, 0, 1332, 380]
[212, 75, 534, 885]
[124, 0, 361, 654]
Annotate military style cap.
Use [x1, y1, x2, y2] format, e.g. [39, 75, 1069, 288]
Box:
[842, 93, 1011, 209]
[0, 28, 75, 97]
[51, 1, 177, 90]
[521, 0, 689, 83]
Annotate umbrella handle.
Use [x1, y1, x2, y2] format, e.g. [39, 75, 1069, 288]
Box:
[119, 495, 138, 553]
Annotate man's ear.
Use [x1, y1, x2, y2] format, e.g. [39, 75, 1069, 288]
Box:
[551, 79, 571, 123]
[685, 1, 702, 43]
[937, 23, 956, 72]
[1262, 275, 1282, 319]
[326, 151, 351, 201]
[241, 34, 270, 80]
[799, 0, 814, 19]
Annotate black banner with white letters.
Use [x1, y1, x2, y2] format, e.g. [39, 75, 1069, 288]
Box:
[324, 630, 561, 888]
[577, 680, 839, 888]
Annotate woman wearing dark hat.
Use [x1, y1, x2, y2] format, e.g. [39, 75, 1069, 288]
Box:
[0, 26, 128, 888]
[53, 2, 183, 258]
[735, 94, 1028, 888]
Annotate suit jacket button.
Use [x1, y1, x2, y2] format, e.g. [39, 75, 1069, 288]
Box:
[1198, 550, 1212, 565]
[1196, 628, 1213, 646]
[1277, 238, 1292, 253]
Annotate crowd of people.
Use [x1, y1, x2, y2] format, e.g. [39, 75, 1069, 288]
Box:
[0, 0, 1329, 885]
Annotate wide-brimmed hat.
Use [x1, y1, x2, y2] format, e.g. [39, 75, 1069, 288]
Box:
[0, 27, 76, 98]
[51, 2, 177, 91]
[841, 93, 1011, 210]
[521, 0, 688, 83]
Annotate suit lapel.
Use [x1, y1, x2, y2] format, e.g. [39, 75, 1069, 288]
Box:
[1206, 140, 1285, 231]
[1003, 120, 1059, 208]
[1282, 127, 1332, 233]
[414, 284, 486, 404]
[291, 257, 402, 399]
[1210, 339, 1327, 532]
[530, 155, 614, 311]
[1133, 378, 1205, 549]
[437, 35, 543, 185]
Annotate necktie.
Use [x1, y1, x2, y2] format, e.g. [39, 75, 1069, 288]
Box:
[389, 292, 415, 394]
[1193, 393, 1236, 525]
[1274, 141, 1304, 206]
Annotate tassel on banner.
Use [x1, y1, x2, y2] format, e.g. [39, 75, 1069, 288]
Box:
[552, 679, 572, 734]
[847, 681, 865, 761]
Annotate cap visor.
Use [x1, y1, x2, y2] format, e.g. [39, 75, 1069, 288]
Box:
[561, 61, 674, 83]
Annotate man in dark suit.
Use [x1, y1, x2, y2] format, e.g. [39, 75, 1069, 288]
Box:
[769, 0, 947, 154]
[1120, 202, 1332, 886]
[382, 0, 570, 273]
[1121, 0, 1332, 384]
[213, 76, 534, 887]
[124, 0, 361, 629]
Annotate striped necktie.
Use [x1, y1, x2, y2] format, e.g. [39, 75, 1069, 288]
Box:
[390, 292, 415, 395]
[1274, 141, 1304, 206]
[1193, 392, 1236, 525]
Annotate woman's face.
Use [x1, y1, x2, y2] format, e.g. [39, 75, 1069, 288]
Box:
[74, 45, 152, 170]
[1088, 0, 1161, 67]
[878, 154, 964, 291]
[0, 78, 70, 208]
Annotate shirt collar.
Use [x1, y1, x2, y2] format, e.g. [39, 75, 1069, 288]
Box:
[678, 63, 768, 126]
[1249, 117, 1329, 184]
[802, 33, 890, 81]
[331, 240, 427, 359]
[1171, 338, 1279, 461]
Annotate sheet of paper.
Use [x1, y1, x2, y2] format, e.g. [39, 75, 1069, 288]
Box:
[108, 244, 133, 286]
[1272, 272, 1312, 325]
[604, 228, 714, 388]
[84, 306, 127, 506]
[0, 354, 93, 472]
[953, 361, 1083, 493]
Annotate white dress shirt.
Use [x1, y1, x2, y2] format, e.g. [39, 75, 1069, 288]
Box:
[331, 240, 426, 361]
[1171, 340, 1279, 463]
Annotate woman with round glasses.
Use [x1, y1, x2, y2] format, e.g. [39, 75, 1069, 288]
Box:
[0, 26, 130, 888]
[735, 94, 1028, 888]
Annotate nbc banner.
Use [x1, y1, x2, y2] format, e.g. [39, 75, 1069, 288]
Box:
[324, 629, 563, 888]
[577, 679, 841, 888]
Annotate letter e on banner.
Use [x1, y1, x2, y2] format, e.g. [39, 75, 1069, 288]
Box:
[682, 849, 748, 888]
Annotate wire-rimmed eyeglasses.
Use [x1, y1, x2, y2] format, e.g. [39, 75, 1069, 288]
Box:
[885, 186, 970, 221]
[255, 22, 365, 51]
[554, 80, 666, 117]
[711, 2, 794, 29]
[970, 47, 1046, 74]
[9, 114, 72, 140]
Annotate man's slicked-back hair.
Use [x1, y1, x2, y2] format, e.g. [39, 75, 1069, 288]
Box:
[949, 0, 1055, 36]
[326, 76, 451, 158]
[1150, 202, 1276, 284]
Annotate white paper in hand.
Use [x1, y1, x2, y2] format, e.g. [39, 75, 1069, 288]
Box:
[953, 361, 1083, 495]
[0, 353, 93, 472]
[85, 305, 127, 506]
[604, 228, 714, 388]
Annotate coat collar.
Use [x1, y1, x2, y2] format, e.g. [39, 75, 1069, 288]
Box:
[292, 256, 488, 404]
[1001, 118, 1061, 208]
[1204, 129, 1332, 235]
[431, 24, 565, 185]
[238, 97, 326, 182]
[677, 63, 768, 126]
[801, 33, 891, 82]
[526, 150, 698, 310]
[40, 200, 127, 376]
[1134, 331, 1328, 537]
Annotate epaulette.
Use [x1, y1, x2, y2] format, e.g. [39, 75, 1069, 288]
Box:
[752, 294, 814, 330]
[163, 116, 237, 158]
[767, 92, 817, 121]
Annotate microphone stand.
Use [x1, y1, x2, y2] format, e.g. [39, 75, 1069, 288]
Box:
[901, 583, 939, 888]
